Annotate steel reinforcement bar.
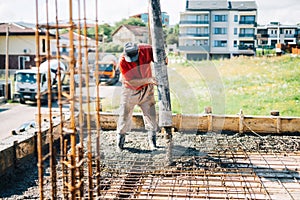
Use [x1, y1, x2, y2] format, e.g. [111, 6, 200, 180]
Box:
[29, 1, 300, 200]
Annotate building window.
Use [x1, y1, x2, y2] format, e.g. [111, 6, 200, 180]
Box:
[204, 15, 209, 22]
[62, 45, 67, 53]
[187, 15, 197, 21]
[186, 27, 209, 37]
[234, 28, 238, 35]
[234, 15, 238, 22]
[286, 30, 293, 34]
[187, 27, 195, 34]
[240, 28, 255, 37]
[204, 27, 209, 34]
[214, 28, 227, 34]
[214, 40, 227, 47]
[214, 15, 227, 22]
[18, 56, 26, 70]
[42, 39, 46, 53]
[240, 15, 255, 24]
[195, 39, 209, 46]
[240, 28, 254, 34]
[234, 40, 237, 47]
[184, 14, 209, 24]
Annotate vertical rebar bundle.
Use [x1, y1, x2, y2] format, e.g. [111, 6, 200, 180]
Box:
[33, 1, 300, 200]
[35, 0, 101, 198]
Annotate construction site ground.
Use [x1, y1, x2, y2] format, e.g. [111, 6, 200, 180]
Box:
[1, 130, 300, 199]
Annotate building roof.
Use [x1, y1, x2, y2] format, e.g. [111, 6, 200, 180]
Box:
[186, 0, 257, 11]
[0, 23, 35, 35]
[0, 22, 50, 36]
[112, 25, 148, 37]
[257, 23, 300, 29]
[60, 32, 95, 41]
[231, 1, 257, 10]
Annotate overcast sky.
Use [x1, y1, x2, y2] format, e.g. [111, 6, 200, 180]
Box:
[0, 0, 299, 25]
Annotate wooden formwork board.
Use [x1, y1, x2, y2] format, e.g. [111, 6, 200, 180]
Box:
[95, 112, 300, 134]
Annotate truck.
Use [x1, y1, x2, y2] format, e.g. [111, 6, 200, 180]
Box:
[94, 54, 120, 85]
[13, 59, 68, 104]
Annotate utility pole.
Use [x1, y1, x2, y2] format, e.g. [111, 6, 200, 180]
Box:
[148, 0, 173, 165]
[5, 25, 10, 101]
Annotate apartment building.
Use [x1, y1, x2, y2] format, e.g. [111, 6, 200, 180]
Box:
[179, 0, 257, 60]
[131, 12, 170, 27]
[257, 22, 300, 49]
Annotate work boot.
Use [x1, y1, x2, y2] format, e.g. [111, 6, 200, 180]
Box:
[148, 131, 157, 151]
[117, 133, 125, 150]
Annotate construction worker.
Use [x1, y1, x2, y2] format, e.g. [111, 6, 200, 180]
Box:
[116, 42, 159, 151]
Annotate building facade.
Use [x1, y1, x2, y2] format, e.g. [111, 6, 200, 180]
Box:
[257, 22, 300, 49]
[0, 22, 54, 70]
[131, 12, 170, 27]
[179, 0, 257, 60]
[112, 25, 149, 46]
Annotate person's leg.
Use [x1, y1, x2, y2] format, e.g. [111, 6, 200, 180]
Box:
[139, 85, 157, 150]
[117, 87, 138, 149]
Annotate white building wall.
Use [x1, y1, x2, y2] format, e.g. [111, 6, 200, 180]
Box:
[0, 35, 35, 55]
[210, 10, 230, 53]
[112, 28, 135, 46]
[227, 11, 239, 53]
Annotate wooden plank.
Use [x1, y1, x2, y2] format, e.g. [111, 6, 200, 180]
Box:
[281, 117, 300, 133]
[95, 113, 300, 134]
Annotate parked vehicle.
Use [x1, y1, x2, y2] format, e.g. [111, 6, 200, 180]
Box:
[13, 59, 69, 104]
[95, 55, 120, 85]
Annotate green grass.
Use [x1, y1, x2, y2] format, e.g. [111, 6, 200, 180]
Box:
[167, 55, 300, 117]
[4, 55, 299, 117]
[100, 55, 300, 117]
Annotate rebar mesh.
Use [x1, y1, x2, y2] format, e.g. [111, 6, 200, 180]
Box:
[34, 1, 300, 200]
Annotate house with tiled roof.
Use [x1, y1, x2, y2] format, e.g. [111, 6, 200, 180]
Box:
[49, 31, 101, 66]
[0, 22, 55, 70]
[50, 32, 99, 56]
[112, 25, 149, 46]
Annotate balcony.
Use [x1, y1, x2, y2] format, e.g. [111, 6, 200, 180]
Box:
[180, 33, 209, 38]
[239, 21, 257, 26]
[238, 45, 254, 50]
[285, 34, 297, 38]
[180, 20, 209, 25]
[268, 34, 297, 38]
[239, 33, 255, 38]
[257, 33, 269, 38]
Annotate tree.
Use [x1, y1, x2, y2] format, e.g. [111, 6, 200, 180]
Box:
[113, 18, 146, 31]
[85, 23, 113, 42]
[165, 24, 179, 45]
[99, 23, 113, 42]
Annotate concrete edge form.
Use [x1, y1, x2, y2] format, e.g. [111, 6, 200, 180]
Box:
[1, 111, 299, 185]
[94, 112, 300, 134]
